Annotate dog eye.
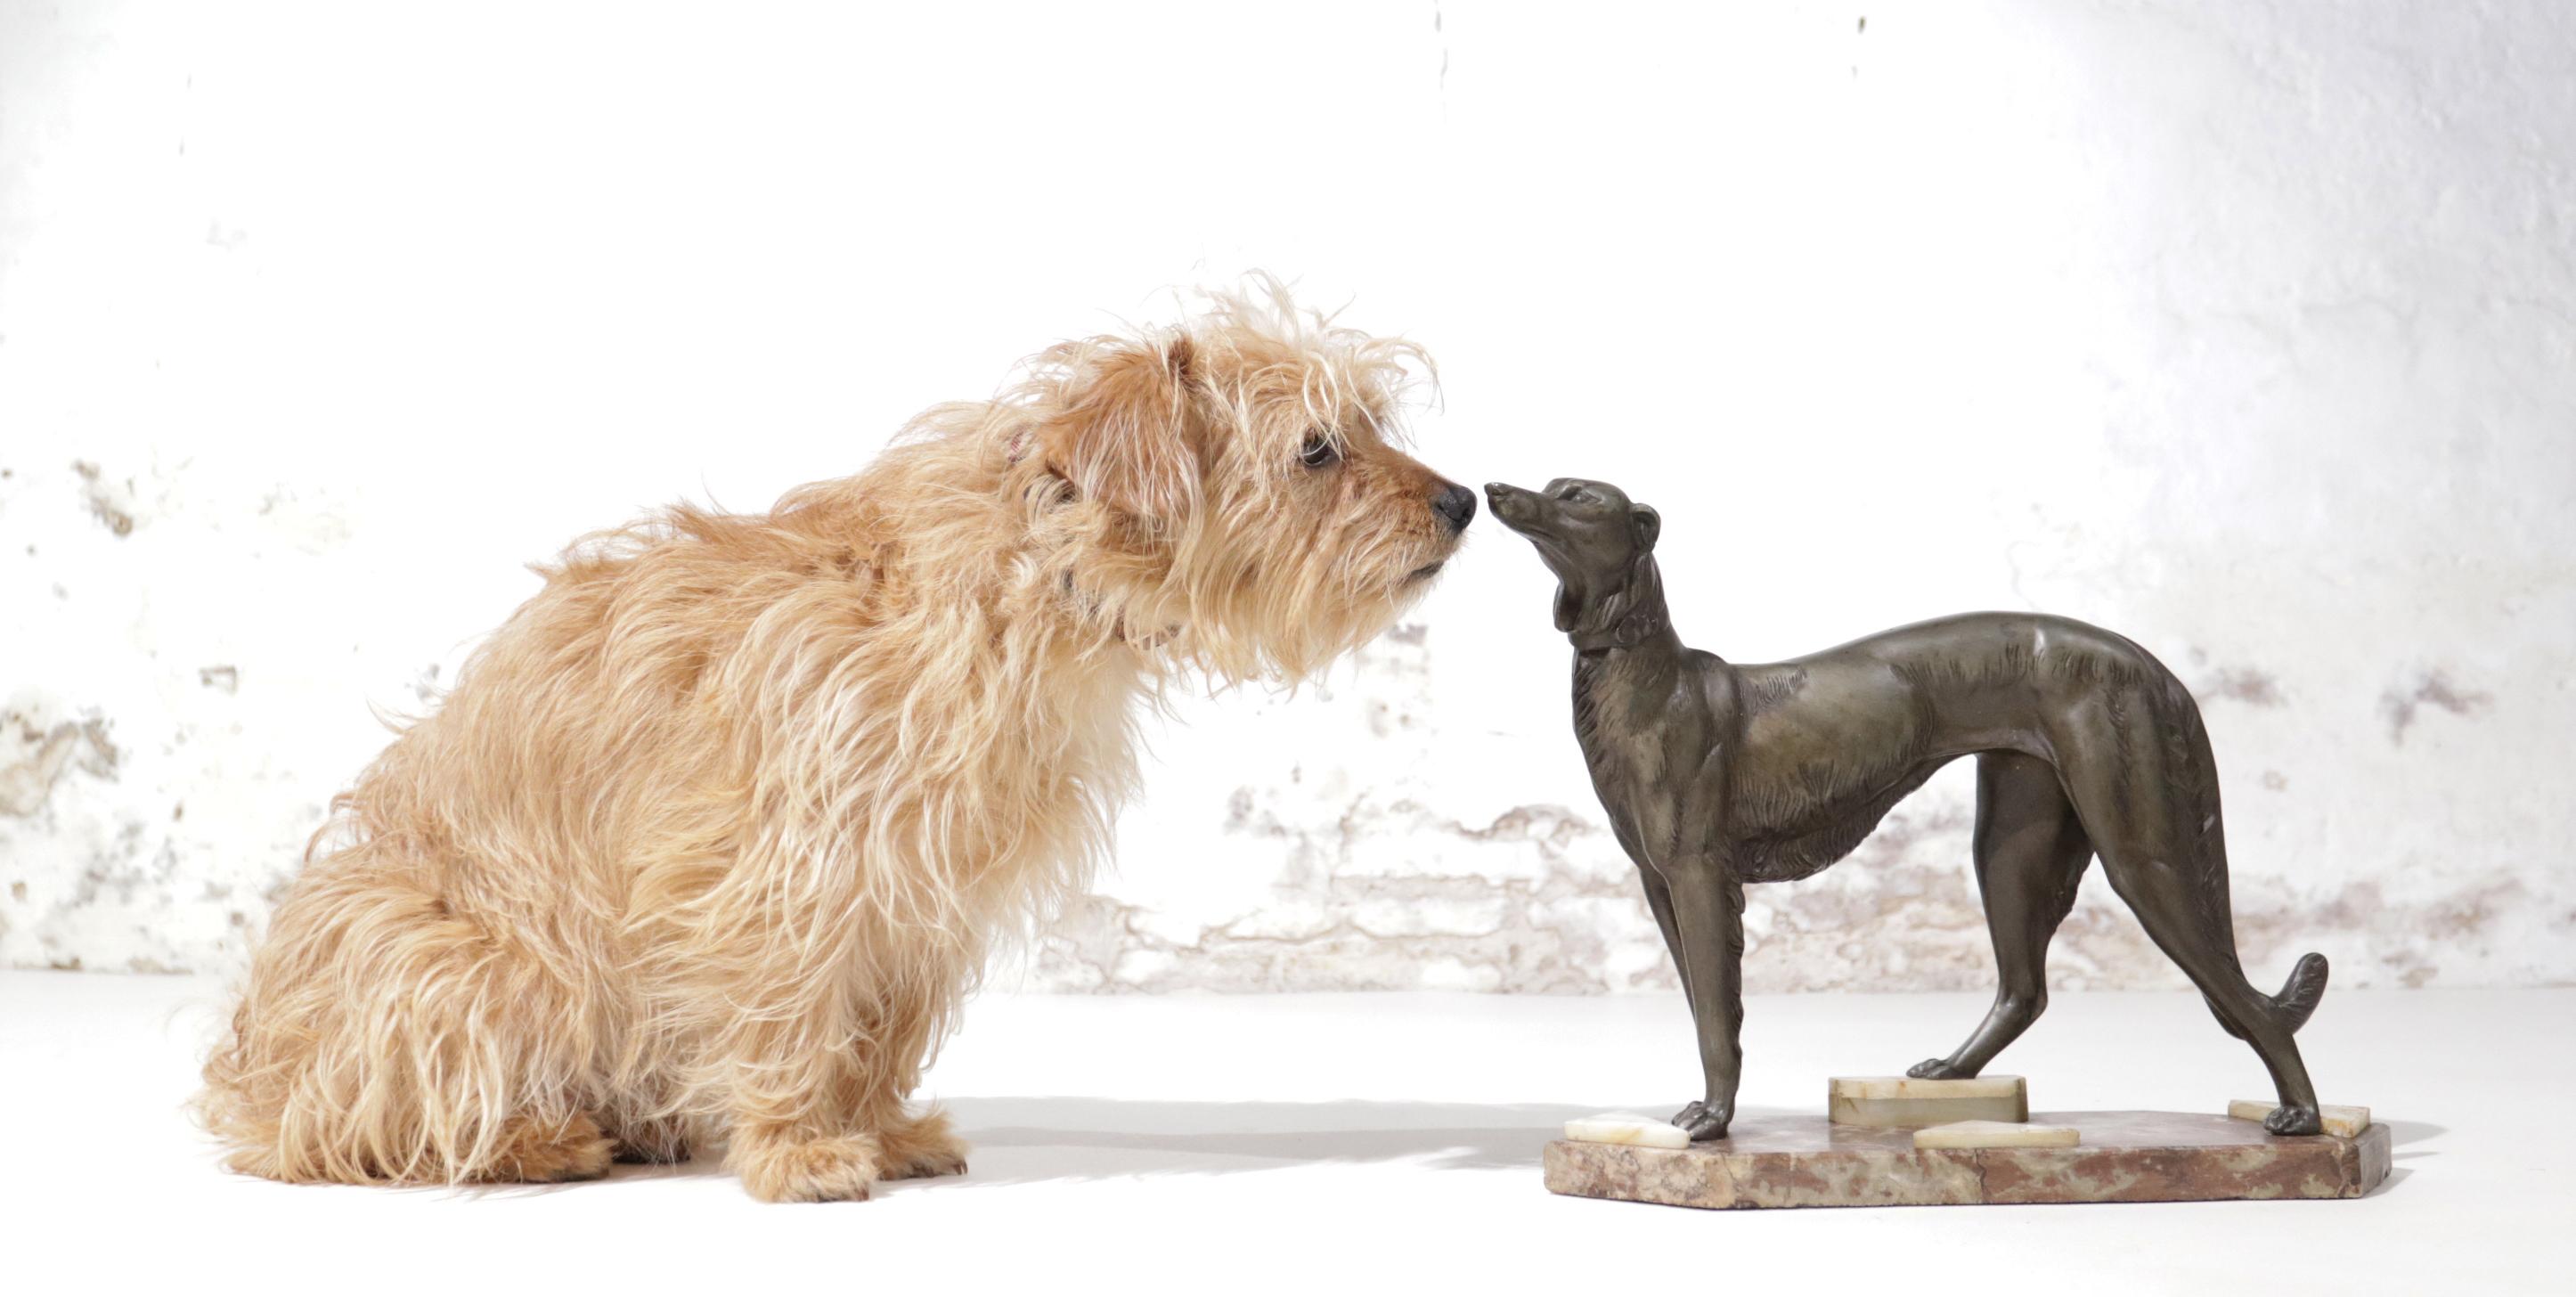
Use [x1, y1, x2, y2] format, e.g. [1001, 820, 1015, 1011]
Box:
[1300, 436, 1341, 469]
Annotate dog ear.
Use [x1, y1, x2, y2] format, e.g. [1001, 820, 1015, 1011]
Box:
[1631, 504, 1660, 553]
[1041, 335, 1202, 522]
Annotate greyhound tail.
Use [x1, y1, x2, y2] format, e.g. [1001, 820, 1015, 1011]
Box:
[2272, 951, 2330, 1033]
[2211, 952, 2330, 1040]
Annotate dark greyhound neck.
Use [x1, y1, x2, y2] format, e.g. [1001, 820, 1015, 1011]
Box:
[1563, 552, 1694, 659]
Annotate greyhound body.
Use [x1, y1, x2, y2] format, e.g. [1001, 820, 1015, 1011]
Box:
[1489, 478, 2328, 1142]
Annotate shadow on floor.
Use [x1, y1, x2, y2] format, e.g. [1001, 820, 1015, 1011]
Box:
[2372, 1118, 2442, 1195]
[596, 1096, 1793, 1191]
[601, 1099, 2430, 1195]
[917, 1096, 1812, 1188]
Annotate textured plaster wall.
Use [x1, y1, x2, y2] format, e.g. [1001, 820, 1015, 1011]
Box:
[4, 2, 2571, 990]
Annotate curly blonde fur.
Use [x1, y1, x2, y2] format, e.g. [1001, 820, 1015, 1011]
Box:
[195, 281, 1470, 1201]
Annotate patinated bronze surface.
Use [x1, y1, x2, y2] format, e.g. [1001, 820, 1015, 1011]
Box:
[1487, 478, 2331, 1141]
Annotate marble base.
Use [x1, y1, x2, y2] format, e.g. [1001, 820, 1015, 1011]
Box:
[2229, 1098, 2373, 1139]
[1912, 1118, 2079, 1149]
[1564, 1112, 1690, 1149]
[1544, 1111, 2391, 1211]
[1827, 1074, 2028, 1128]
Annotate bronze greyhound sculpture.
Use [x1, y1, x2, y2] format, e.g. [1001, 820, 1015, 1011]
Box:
[1486, 477, 2328, 1140]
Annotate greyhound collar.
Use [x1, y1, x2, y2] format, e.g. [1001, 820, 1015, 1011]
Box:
[1571, 608, 1667, 654]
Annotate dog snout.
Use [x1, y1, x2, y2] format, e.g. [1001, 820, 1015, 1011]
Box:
[1431, 482, 1477, 533]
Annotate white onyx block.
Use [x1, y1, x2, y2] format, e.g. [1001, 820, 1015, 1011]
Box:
[1912, 1119, 2080, 1150]
[1563, 1113, 1690, 1149]
[2228, 1099, 2373, 1138]
[1828, 1075, 2028, 1128]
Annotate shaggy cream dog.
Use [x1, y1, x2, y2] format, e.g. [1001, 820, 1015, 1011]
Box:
[198, 283, 1475, 1201]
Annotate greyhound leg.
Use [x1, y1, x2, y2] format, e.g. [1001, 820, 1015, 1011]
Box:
[2101, 851, 2323, 1133]
[1663, 862, 1746, 1141]
[1910, 751, 2091, 1079]
[1640, 867, 1712, 1127]
[2053, 695, 2325, 1135]
[1639, 866, 1694, 1014]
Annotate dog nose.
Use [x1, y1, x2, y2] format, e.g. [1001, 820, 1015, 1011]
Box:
[1432, 482, 1477, 532]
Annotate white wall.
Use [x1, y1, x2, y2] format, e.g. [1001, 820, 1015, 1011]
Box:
[4, 1, 2570, 990]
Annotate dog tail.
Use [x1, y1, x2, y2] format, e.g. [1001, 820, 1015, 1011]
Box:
[2211, 951, 2329, 1040]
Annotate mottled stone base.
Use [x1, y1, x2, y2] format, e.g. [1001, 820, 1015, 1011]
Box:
[1564, 1112, 1689, 1148]
[1913, 1118, 2078, 1149]
[1544, 1111, 2391, 1211]
[1828, 1074, 2028, 1128]
[2230, 1098, 2373, 1138]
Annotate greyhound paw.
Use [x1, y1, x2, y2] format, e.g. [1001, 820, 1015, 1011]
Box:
[1670, 1099, 1707, 1127]
[2263, 1104, 2323, 1136]
[1906, 1058, 1971, 1080]
[1679, 1104, 1732, 1143]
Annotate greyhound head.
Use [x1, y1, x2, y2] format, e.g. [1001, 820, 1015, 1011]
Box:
[1485, 478, 1667, 647]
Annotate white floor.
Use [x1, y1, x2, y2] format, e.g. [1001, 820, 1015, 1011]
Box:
[3, 974, 2564, 1294]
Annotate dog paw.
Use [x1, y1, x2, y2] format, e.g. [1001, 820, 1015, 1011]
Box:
[1670, 1099, 1708, 1128]
[611, 1138, 691, 1165]
[734, 1133, 884, 1203]
[884, 1147, 967, 1180]
[877, 1108, 970, 1180]
[1906, 1057, 1971, 1080]
[608, 1117, 693, 1165]
[1679, 1103, 1732, 1143]
[2262, 1104, 2323, 1137]
[477, 1113, 615, 1183]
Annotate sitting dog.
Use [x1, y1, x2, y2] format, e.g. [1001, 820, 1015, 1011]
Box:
[197, 283, 1477, 1201]
[1487, 477, 2327, 1140]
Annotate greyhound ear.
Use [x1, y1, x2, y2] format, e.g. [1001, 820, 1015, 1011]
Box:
[1631, 504, 1661, 553]
[1553, 578, 1584, 632]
